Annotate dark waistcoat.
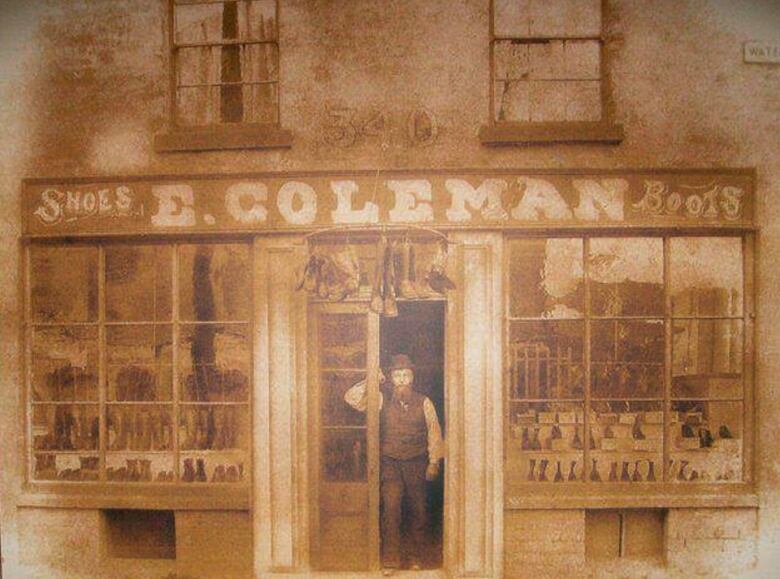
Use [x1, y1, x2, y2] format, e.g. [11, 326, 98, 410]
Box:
[380, 389, 428, 460]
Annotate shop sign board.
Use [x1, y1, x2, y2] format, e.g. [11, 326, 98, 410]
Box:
[23, 169, 753, 236]
[744, 41, 780, 64]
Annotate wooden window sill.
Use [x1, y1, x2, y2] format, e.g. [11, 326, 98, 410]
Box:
[155, 123, 293, 153]
[505, 484, 758, 510]
[479, 121, 624, 146]
[18, 482, 250, 511]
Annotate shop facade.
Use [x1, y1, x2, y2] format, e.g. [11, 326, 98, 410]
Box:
[1, 2, 778, 578]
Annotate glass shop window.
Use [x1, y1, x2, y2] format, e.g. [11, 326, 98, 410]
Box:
[669, 237, 744, 483]
[491, 0, 603, 123]
[171, 0, 279, 126]
[505, 235, 750, 488]
[28, 243, 251, 485]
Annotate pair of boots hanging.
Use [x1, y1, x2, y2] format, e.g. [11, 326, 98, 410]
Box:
[297, 245, 361, 301]
[370, 236, 455, 317]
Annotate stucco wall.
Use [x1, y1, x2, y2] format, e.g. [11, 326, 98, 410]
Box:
[1, 0, 779, 577]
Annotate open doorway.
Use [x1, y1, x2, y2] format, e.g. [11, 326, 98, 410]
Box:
[380, 300, 446, 570]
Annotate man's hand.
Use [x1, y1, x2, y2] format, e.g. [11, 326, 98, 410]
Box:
[425, 462, 440, 481]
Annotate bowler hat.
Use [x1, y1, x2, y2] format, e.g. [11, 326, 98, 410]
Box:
[388, 353, 415, 371]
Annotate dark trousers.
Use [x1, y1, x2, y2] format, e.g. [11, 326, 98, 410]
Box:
[380, 455, 428, 568]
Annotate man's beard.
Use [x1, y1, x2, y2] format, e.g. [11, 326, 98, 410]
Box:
[393, 384, 412, 401]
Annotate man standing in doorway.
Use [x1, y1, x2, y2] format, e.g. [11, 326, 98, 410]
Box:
[344, 353, 444, 576]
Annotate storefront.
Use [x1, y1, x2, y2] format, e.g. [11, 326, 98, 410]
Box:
[16, 168, 756, 577]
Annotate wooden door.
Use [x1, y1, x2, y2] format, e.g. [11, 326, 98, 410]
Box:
[309, 302, 380, 571]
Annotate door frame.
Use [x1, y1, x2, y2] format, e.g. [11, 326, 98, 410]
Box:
[307, 300, 381, 571]
[253, 233, 504, 579]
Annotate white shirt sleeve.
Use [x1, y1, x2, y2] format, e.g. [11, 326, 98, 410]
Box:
[423, 397, 444, 465]
[343, 378, 384, 412]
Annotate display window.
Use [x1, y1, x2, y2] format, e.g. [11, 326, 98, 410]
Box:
[26, 241, 252, 485]
[505, 234, 752, 490]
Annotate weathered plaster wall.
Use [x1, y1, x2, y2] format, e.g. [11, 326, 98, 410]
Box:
[1, 0, 779, 577]
[13, 508, 252, 579]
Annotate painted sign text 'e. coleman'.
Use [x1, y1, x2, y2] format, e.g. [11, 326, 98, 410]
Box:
[23, 170, 753, 236]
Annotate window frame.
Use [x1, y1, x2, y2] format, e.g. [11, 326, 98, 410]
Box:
[503, 230, 756, 505]
[21, 238, 254, 509]
[481, 0, 624, 146]
[156, 0, 293, 152]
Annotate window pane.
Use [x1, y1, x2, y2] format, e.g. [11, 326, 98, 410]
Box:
[529, 80, 567, 122]
[529, 41, 565, 79]
[589, 401, 663, 483]
[106, 454, 175, 483]
[591, 320, 664, 399]
[178, 404, 250, 451]
[237, 0, 276, 40]
[180, 451, 247, 483]
[179, 244, 251, 321]
[179, 324, 250, 402]
[177, 43, 277, 86]
[33, 453, 99, 481]
[670, 237, 743, 317]
[107, 405, 174, 451]
[523, 79, 602, 122]
[508, 321, 584, 399]
[495, 41, 530, 81]
[670, 401, 742, 482]
[31, 246, 98, 323]
[672, 320, 743, 399]
[322, 372, 366, 427]
[507, 401, 584, 484]
[177, 85, 219, 126]
[528, 0, 601, 37]
[177, 46, 222, 87]
[175, 0, 276, 44]
[493, 0, 530, 37]
[565, 40, 600, 80]
[240, 43, 278, 82]
[509, 238, 584, 318]
[243, 81, 278, 123]
[494, 80, 530, 122]
[322, 429, 367, 482]
[32, 327, 99, 402]
[589, 238, 664, 317]
[175, 3, 225, 44]
[32, 404, 99, 451]
[107, 325, 173, 401]
[319, 314, 367, 369]
[565, 81, 601, 121]
[106, 246, 172, 322]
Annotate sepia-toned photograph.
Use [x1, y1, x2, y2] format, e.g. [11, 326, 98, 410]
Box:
[0, 1, 778, 577]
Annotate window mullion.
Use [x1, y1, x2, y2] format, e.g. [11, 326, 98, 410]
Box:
[98, 245, 107, 481]
[488, 0, 496, 124]
[663, 236, 671, 483]
[274, 0, 281, 124]
[743, 234, 754, 484]
[172, 243, 180, 483]
[583, 237, 591, 481]
[168, 0, 178, 129]
[24, 245, 33, 483]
